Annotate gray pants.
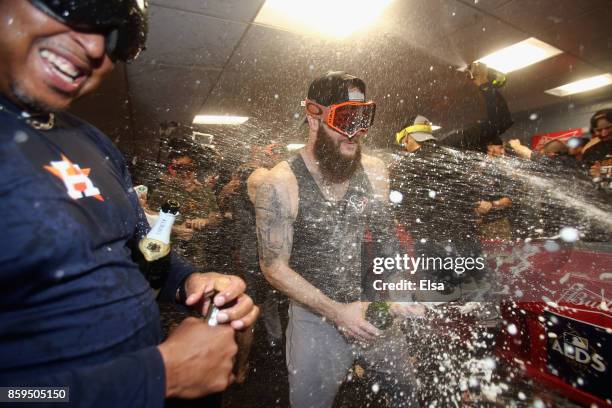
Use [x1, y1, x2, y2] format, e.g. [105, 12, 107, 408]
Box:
[286, 302, 416, 408]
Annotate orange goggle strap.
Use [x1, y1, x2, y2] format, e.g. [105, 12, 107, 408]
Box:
[395, 123, 433, 145]
[305, 99, 375, 138]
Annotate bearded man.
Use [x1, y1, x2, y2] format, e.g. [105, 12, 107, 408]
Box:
[254, 71, 419, 408]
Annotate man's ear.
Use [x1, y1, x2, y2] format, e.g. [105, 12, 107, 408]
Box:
[306, 115, 320, 132]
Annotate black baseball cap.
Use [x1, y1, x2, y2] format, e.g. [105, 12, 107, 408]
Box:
[307, 71, 366, 106]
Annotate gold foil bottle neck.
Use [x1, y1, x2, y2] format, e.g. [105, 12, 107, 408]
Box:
[139, 237, 171, 261]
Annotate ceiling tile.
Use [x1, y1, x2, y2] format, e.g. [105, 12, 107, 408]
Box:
[540, 6, 612, 66]
[385, 0, 484, 39]
[459, 0, 513, 12]
[491, 0, 606, 35]
[446, 13, 526, 63]
[135, 5, 248, 68]
[150, 0, 265, 23]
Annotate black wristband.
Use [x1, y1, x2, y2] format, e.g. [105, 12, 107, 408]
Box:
[176, 277, 188, 304]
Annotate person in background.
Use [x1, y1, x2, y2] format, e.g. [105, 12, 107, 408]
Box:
[390, 114, 501, 406]
[215, 143, 287, 382]
[391, 115, 492, 290]
[0, 1, 258, 406]
[582, 109, 612, 193]
[508, 138, 583, 170]
[435, 62, 514, 151]
[226, 143, 287, 349]
[148, 137, 221, 268]
[471, 136, 514, 241]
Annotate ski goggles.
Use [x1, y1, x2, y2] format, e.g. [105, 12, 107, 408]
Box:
[30, 0, 148, 62]
[304, 99, 376, 138]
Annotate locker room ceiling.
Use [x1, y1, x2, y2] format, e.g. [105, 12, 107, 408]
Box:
[69, 0, 612, 160]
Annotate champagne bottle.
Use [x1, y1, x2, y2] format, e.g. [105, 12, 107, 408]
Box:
[139, 199, 180, 261]
[466, 62, 507, 88]
[205, 278, 233, 326]
[365, 301, 394, 330]
[138, 199, 179, 291]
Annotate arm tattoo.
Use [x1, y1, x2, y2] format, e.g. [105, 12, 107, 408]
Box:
[255, 182, 294, 267]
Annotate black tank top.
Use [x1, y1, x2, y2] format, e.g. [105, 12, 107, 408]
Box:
[288, 154, 374, 303]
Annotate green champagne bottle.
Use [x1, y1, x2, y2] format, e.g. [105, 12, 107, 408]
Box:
[365, 301, 393, 330]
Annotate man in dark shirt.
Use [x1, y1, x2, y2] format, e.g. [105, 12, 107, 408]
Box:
[0, 1, 258, 406]
[390, 116, 503, 298]
[435, 63, 513, 152]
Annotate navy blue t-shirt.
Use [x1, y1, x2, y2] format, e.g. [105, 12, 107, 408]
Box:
[0, 94, 195, 407]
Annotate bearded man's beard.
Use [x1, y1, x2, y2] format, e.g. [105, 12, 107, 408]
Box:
[314, 125, 361, 183]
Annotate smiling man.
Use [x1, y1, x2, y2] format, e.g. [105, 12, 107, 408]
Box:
[0, 1, 257, 406]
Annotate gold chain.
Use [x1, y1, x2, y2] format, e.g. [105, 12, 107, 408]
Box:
[26, 114, 56, 130]
[0, 103, 55, 131]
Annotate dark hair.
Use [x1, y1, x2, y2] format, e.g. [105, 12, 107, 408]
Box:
[165, 138, 218, 172]
[166, 138, 194, 161]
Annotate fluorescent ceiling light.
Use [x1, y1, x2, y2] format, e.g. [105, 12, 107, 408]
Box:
[475, 37, 562, 73]
[431, 125, 442, 131]
[193, 115, 249, 125]
[254, 0, 394, 38]
[545, 74, 612, 97]
[287, 143, 305, 151]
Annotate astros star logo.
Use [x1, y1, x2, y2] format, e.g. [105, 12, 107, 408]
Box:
[44, 154, 104, 201]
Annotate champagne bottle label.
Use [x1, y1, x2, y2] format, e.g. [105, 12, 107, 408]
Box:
[146, 211, 176, 244]
[139, 200, 179, 262]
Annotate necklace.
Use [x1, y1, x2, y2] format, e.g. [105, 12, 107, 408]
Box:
[0, 102, 56, 131]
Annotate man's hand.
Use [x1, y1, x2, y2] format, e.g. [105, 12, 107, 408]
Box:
[173, 224, 194, 241]
[470, 62, 489, 87]
[158, 318, 237, 398]
[507, 139, 533, 159]
[507, 139, 522, 150]
[474, 200, 493, 215]
[182, 272, 259, 330]
[332, 302, 381, 342]
[389, 302, 426, 318]
[185, 218, 208, 230]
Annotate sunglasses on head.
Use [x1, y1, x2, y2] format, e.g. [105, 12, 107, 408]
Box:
[30, 0, 148, 62]
[305, 99, 376, 139]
